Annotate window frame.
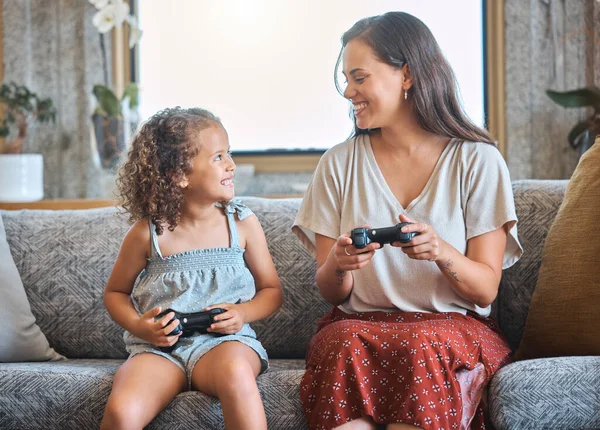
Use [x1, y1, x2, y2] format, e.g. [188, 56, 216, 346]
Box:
[116, 0, 505, 173]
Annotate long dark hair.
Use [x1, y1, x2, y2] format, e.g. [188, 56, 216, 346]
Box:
[334, 12, 494, 145]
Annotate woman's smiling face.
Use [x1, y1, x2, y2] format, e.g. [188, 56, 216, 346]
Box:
[342, 39, 408, 131]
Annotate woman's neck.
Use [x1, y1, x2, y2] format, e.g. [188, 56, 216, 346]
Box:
[370, 105, 446, 154]
[375, 123, 445, 157]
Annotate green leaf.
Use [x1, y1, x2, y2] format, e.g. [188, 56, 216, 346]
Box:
[546, 87, 600, 110]
[121, 83, 139, 110]
[0, 121, 9, 137]
[92, 84, 121, 115]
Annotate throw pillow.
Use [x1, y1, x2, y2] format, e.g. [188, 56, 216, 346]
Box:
[0, 214, 64, 362]
[516, 137, 600, 360]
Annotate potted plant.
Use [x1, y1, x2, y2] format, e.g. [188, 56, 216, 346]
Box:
[91, 82, 139, 170]
[0, 82, 56, 202]
[546, 87, 600, 158]
[89, 0, 142, 170]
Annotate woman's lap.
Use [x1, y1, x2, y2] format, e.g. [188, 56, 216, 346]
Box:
[301, 308, 511, 430]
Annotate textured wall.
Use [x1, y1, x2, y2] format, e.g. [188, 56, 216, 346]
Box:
[3, 1, 599, 199]
[3, 0, 109, 198]
[505, 0, 599, 179]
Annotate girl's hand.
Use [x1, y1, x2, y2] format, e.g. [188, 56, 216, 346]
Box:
[392, 214, 444, 262]
[205, 303, 247, 335]
[332, 229, 381, 271]
[135, 306, 181, 347]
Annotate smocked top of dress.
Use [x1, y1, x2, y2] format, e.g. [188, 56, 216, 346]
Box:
[127, 199, 257, 325]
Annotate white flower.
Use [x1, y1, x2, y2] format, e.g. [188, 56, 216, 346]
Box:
[92, 1, 130, 34]
[92, 7, 116, 33]
[127, 15, 143, 48]
[89, 0, 109, 9]
[110, 0, 130, 27]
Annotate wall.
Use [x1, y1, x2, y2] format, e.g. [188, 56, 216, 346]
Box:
[2, 0, 599, 199]
[3, 0, 108, 198]
[505, 0, 600, 179]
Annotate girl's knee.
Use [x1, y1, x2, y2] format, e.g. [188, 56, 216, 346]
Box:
[213, 358, 258, 395]
[102, 399, 145, 430]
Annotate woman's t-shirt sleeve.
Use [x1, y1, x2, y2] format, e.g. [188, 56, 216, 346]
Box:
[292, 148, 345, 257]
[462, 144, 523, 269]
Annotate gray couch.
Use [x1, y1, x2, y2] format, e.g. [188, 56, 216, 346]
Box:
[1, 179, 598, 430]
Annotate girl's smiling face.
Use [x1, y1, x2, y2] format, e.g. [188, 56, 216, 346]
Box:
[184, 124, 236, 203]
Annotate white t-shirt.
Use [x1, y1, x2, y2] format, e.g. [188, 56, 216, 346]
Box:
[292, 134, 523, 317]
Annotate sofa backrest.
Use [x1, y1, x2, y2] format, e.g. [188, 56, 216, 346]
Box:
[2, 180, 567, 359]
[496, 179, 567, 350]
[1, 197, 328, 360]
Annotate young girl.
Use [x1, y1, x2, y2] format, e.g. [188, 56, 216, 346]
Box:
[101, 107, 282, 430]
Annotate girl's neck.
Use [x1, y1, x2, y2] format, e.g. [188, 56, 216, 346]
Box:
[178, 201, 222, 228]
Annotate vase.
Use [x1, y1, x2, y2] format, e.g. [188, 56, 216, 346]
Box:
[91, 113, 126, 170]
[0, 154, 44, 202]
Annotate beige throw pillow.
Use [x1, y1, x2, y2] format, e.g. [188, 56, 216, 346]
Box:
[516, 136, 600, 360]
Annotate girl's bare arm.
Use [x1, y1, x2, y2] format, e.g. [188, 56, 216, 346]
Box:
[236, 215, 283, 323]
[103, 220, 149, 333]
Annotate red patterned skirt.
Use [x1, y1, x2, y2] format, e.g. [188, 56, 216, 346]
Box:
[301, 308, 512, 430]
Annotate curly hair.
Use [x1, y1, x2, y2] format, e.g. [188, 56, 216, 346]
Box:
[116, 106, 222, 235]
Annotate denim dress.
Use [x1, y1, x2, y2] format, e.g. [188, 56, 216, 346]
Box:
[123, 200, 268, 388]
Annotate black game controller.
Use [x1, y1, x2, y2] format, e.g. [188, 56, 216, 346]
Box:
[156, 307, 227, 353]
[350, 222, 420, 249]
[156, 308, 227, 337]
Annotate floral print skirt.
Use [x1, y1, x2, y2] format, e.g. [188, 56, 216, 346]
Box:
[301, 308, 512, 430]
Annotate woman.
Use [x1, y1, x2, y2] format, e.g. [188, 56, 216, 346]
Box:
[293, 12, 522, 430]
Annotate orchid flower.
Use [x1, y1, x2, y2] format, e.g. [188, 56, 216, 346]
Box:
[127, 16, 143, 49]
[89, 0, 109, 9]
[91, 0, 136, 39]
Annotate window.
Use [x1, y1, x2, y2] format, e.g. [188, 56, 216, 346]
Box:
[136, 0, 485, 157]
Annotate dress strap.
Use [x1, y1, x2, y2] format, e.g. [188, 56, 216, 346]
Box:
[225, 210, 240, 248]
[216, 199, 253, 249]
[148, 218, 163, 259]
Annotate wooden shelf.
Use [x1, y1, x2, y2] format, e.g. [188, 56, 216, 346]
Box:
[0, 195, 302, 211]
[0, 199, 116, 210]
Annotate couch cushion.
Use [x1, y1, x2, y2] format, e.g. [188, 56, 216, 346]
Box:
[2, 208, 130, 359]
[0, 214, 64, 362]
[495, 180, 567, 350]
[0, 358, 307, 429]
[0, 359, 117, 428]
[2, 197, 328, 359]
[516, 139, 600, 359]
[489, 356, 600, 430]
[238, 197, 330, 358]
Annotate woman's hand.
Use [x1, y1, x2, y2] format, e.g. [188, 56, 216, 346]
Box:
[135, 306, 181, 347]
[205, 303, 247, 335]
[332, 230, 381, 271]
[392, 214, 445, 262]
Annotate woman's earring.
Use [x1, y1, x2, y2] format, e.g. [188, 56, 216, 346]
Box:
[404, 90, 408, 100]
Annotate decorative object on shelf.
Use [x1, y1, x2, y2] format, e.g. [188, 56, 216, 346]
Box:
[89, 0, 142, 170]
[0, 82, 56, 202]
[546, 87, 600, 158]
